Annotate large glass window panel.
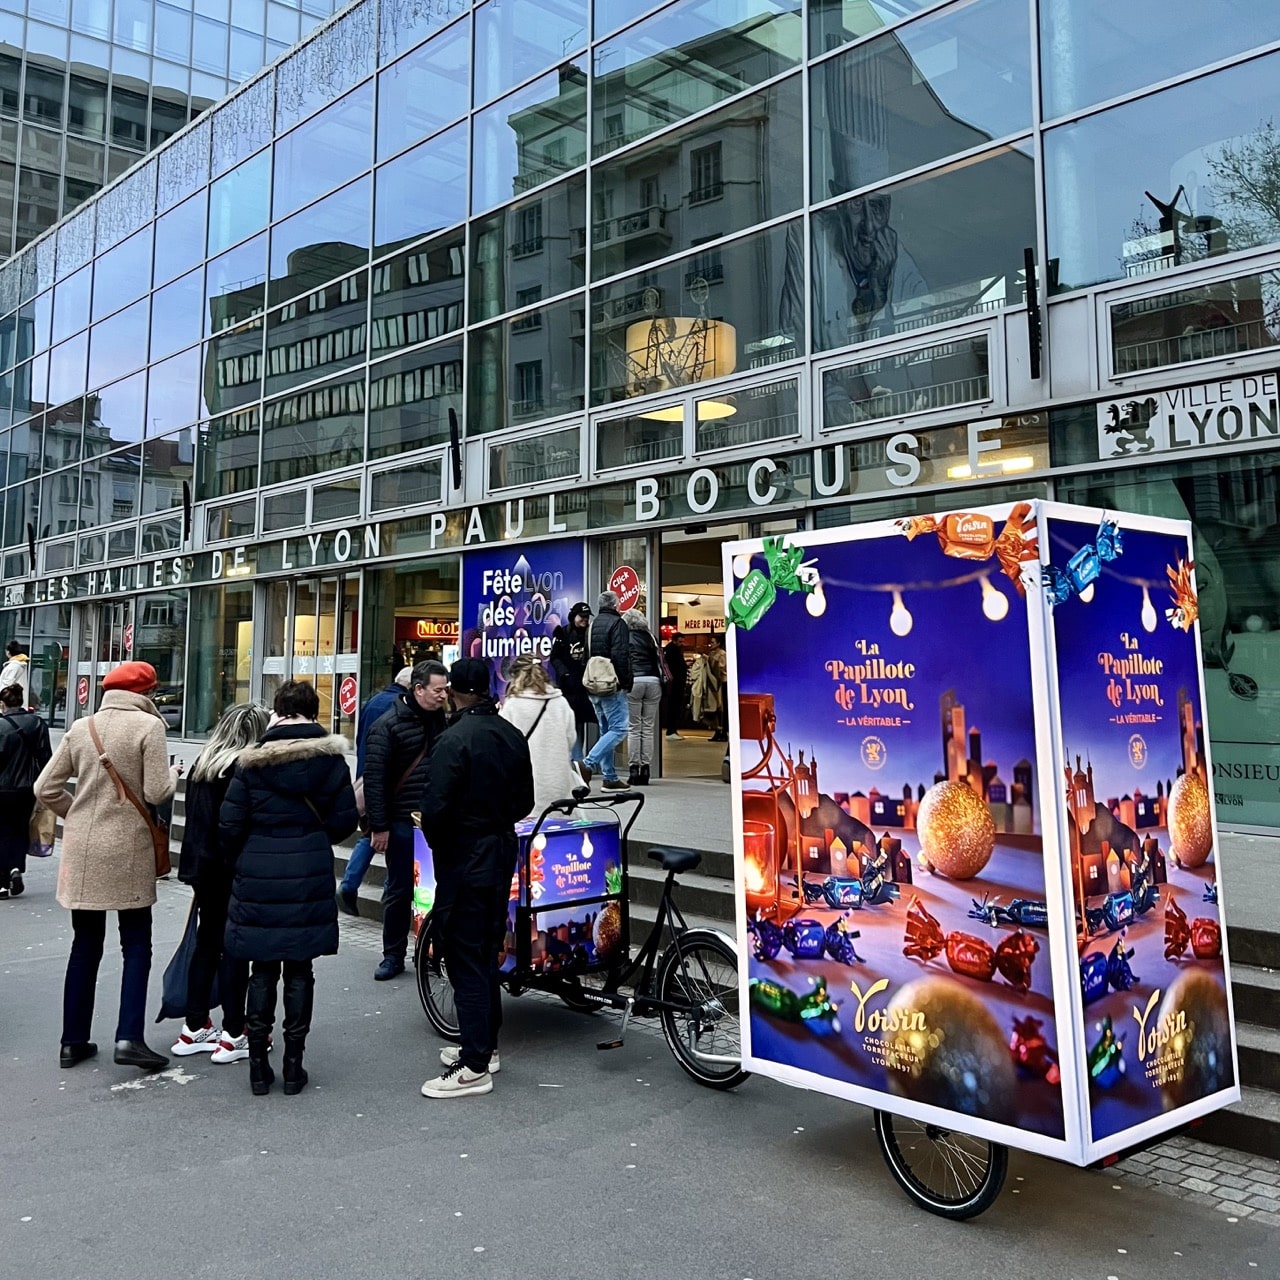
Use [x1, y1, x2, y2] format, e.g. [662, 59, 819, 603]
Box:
[67, 73, 107, 141]
[79, 448, 141, 527]
[488, 423, 579, 490]
[371, 458, 442, 510]
[592, 218, 803, 405]
[71, 0, 110, 40]
[142, 428, 193, 514]
[822, 333, 990, 428]
[469, 293, 584, 432]
[196, 405, 258, 499]
[376, 17, 469, 161]
[86, 368, 146, 452]
[192, 16, 230, 77]
[261, 368, 366, 484]
[470, 176, 582, 322]
[10, 354, 49, 425]
[91, 227, 152, 323]
[374, 122, 467, 257]
[230, 29, 266, 83]
[208, 148, 270, 257]
[154, 191, 207, 287]
[1046, 54, 1280, 293]
[809, 0, 949, 55]
[212, 73, 274, 177]
[471, 67, 586, 213]
[263, 486, 307, 530]
[110, 83, 149, 151]
[186, 581, 253, 735]
[52, 264, 92, 344]
[205, 233, 267, 334]
[265, 273, 369, 397]
[269, 177, 371, 306]
[272, 81, 373, 220]
[48, 331, 88, 405]
[24, 61, 66, 130]
[813, 146, 1033, 352]
[206, 498, 255, 542]
[43, 469, 80, 538]
[15, 166, 61, 251]
[473, 0, 586, 107]
[378, 0, 467, 63]
[594, 409, 681, 470]
[141, 514, 182, 553]
[88, 299, 148, 389]
[6, 478, 39, 544]
[134, 587, 186, 733]
[154, 3, 192, 62]
[157, 117, 209, 212]
[115, 0, 153, 51]
[1041, 1, 1280, 120]
[372, 229, 465, 358]
[147, 346, 202, 435]
[811, 0, 1030, 203]
[274, 1, 375, 134]
[367, 338, 462, 458]
[592, 78, 801, 282]
[694, 376, 797, 452]
[202, 318, 264, 416]
[1111, 270, 1280, 377]
[592, 0, 800, 158]
[150, 267, 205, 361]
[150, 91, 189, 149]
[313, 474, 361, 522]
[41, 401, 83, 470]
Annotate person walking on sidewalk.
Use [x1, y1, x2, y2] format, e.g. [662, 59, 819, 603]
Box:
[0, 639, 30, 705]
[0, 682, 51, 899]
[219, 681, 358, 1096]
[662, 632, 688, 740]
[170, 701, 269, 1064]
[549, 601, 595, 763]
[706, 631, 728, 742]
[577, 590, 632, 792]
[363, 659, 448, 981]
[499, 653, 580, 819]
[336, 665, 413, 916]
[34, 661, 181, 1072]
[623, 610, 665, 786]
[419, 658, 533, 1098]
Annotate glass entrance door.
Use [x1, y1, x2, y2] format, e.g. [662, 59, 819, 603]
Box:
[70, 599, 135, 721]
[260, 573, 360, 742]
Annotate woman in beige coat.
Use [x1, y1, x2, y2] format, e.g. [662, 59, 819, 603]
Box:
[35, 661, 181, 1071]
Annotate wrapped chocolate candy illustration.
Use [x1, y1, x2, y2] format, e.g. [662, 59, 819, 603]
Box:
[749, 974, 841, 1035]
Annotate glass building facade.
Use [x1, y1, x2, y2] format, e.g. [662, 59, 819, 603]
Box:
[0, 0, 343, 257]
[2, 0, 1280, 834]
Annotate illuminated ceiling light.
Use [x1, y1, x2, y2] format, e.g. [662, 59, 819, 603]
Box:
[980, 576, 1009, 622]
[946, 455, 1037, 480]
[889, 589, 913, 637]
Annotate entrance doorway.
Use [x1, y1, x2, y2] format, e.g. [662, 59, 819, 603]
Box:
[261, 574, 360, 742]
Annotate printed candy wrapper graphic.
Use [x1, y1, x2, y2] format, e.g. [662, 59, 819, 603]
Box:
[896, 500, 1040, 593]
[1166, 558, 1198, 632]
[1042, 517, 1123, 606]
[727, 536, 820, 630]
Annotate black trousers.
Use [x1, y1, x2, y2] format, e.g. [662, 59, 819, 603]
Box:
[184, 872, 250, 1036]
[245, 959, 314, 1050]
[62, 907, 151, 1045]
[437, 881, 508, 1073]
[0, 789, 34, 874]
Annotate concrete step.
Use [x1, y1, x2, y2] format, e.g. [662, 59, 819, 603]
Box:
[1227, 923, 1280, 970]
[1238, 1023, 1280, 1093]
[1232, 964, 1280, 1032]
[631, 838, 734, 881]
[1194, 1086, 1280, 1161]
[627, 864, 735, 921]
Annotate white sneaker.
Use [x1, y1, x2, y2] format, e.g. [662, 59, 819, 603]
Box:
[421, 1061, 493, 1098]
[211, 1032, 249, 1063]
[171, 1022, 220, 1055]
[440, 1045, 500, 1074]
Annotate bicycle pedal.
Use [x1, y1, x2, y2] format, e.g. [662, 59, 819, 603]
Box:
[597, 996, 634, 1051]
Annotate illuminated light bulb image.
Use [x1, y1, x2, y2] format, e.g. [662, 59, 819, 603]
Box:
[732, 554, 750, 580]
[1141, 586, 1158, 633]
[806, 586, 827, 617]
[1079, 582, 1095, 604]
[889, 590, 913, 637]
[980, 577, 1009, 622]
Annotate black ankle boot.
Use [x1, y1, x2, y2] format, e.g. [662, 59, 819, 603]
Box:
[627, 762, 641, 787]
[248, 1039, 274, 1096]
[640, 763, 651, 785]
[282, 1047, 309, 1095]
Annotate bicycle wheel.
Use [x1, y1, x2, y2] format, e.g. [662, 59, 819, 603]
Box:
[414, 913, 460, 1041]
[873, 1109, 1008, 1220]
[656, 928, 748, 1090]
[557, 968, 617, 1013]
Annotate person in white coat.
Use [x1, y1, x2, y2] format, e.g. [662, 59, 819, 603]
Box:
[0, 641, 30, 705]
[499, 654, 581, 821]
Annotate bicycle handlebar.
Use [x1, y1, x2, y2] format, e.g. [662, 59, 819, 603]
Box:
[528, 788, 646, 845]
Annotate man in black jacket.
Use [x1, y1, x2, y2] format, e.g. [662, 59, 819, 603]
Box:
[363, 659, 448, 981]
[578, 590, 632, 791]
[418, 657, 534, 1098]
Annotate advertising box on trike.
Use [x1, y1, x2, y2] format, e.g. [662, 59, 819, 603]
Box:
[724, 500, 1240, 1216]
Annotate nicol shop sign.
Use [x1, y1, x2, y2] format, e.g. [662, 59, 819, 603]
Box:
[1097, 371, 1280, 459]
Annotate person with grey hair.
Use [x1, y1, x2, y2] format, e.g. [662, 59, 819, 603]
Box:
[577, 590, 632, 791]
[623, 610, 663, 786]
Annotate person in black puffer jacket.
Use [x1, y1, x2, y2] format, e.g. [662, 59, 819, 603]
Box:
[362, 659, 448, 981]
[0, 683, 51, 899]
[220, 681, 358, 1097]
[579, 591, 633, 790]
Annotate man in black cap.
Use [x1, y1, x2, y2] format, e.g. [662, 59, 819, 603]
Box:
[418, 658, 534, 1099]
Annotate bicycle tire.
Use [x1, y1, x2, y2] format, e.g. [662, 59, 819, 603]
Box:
[557, 968, 618, 1012]
[873, 1109, 1008, 1220]
[656, 928, 748, 1090]
[414, 912, 460, 1041]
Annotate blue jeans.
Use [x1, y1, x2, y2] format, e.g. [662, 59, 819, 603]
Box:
[584, 690, 631, 782]
[340, 835, 374, 894]
[62, 907, 152, 1044]
[382, 821, 415, 962]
